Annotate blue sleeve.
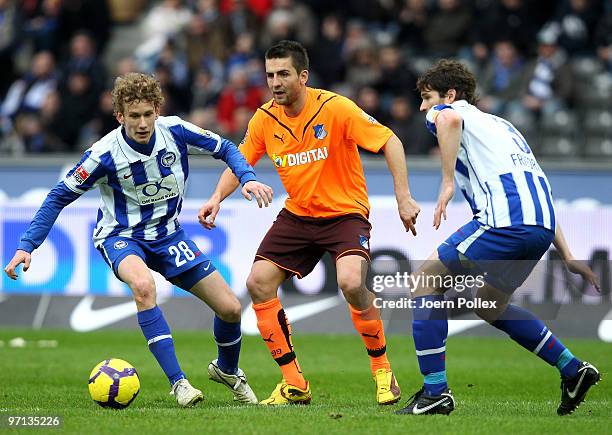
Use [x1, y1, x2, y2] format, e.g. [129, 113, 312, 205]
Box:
[17, 182, 81, 253]
[213, 138, 257, 185]
[168, 119, 257, 186]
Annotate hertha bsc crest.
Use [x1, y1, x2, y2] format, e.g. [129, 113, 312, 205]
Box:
[313, 124, 327, 140]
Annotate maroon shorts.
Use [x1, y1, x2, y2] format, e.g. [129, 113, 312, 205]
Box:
[255, 208, 372, 279]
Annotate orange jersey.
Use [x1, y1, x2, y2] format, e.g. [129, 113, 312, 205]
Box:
[239, 87, 393, 218]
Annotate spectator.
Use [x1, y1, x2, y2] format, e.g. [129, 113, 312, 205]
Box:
[520, 29, 574, 117]
[386, 95, 437, 155]
[57, 0, 111, 56]
[1, 51, 57, 120]
[396, 0, 429, 55]
[470, 0, 538, 61]
[374, 45, 419, 109]
[0, 0, 22, 98]
[22, 0, 62, 56]
[53, 70, 99, 149]
[62, 32, 107, 98]
[543, 0, 602, 57]
[310, 14, 345, 88]
[477, 40, 529, 116]
[423, 0, 472, 57]
[216, 65, 263, 134]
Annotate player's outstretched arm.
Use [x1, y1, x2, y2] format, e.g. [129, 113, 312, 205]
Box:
[433, 109, 462, 229]
[553, 224, 601, 291]
[4, 250, 31, 280]
[198, 169, 273, 230]
[382, 134, 420, 235]
[3, 181, 82, 279]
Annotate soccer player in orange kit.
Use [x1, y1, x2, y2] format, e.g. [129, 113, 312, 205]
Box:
[198, 40, 421, 405]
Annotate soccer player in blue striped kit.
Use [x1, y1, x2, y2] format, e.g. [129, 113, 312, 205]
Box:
[396, 60, 601, 416]
[4, 73, 273, 407]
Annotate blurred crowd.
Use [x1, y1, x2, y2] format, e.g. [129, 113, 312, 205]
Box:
[0, 0, 610, 157]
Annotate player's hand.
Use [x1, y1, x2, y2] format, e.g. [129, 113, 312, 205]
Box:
[398, 196, 420, 236]
[241, 181, 273, 208]
[4, 250, 31, 280]
[198, 199, 221, 230]
[565, 259, 601, 292]
[434, 183, 454, 230]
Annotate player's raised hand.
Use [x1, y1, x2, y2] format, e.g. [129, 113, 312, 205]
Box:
[4, 250, 31, 280]
[398, 196, 420, 236]
[565, 259, 601, 292]
[241, 181, 273, 208]
[434, 183, 454, 230]
[198, 199, 221, 230]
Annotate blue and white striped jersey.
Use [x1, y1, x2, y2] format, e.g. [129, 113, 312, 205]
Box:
[426, 100, 555, 231]
[19, 116, 256, 252]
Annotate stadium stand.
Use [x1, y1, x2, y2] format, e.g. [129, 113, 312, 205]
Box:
[0, 0, 609, 158]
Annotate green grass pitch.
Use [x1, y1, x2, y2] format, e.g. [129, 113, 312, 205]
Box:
[1, 328, 609, 434]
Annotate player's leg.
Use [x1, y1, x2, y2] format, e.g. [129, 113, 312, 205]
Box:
[396, 249, 456, 415]
[245, 209, 316, 405]
[247, 259, 311, 404]
[473, 273, 599, 415]
[336, 254, 400, 405]
[113, 253, 202, 406]
[454, 223, 598, 415]
[176, 269, 257, 403]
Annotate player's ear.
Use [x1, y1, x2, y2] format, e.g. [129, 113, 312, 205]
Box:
[116, 112, 124, 125]
[445, 89, 457, 104]
[300, 69, 308, 86]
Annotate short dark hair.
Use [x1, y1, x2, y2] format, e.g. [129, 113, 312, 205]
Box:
[416, 59, 477, 105]
[265, 40, 309, 74]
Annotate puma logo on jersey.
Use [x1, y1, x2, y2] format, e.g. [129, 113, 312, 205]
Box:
[271, 147, 329, 168]
[263, 333, 274, 343]
[273, 133, 285, 143]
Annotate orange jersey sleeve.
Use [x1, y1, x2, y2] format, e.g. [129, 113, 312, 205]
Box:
[333, 95, 394, 153]
[238, 110, 268, 166]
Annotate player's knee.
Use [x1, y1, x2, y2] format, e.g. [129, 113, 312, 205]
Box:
[217, 297, 241, 323]
[337, 272, 365, 298]
[130, 277, 156, 306]
[474, 302, 507, 324]
[246, 272, 274, 301]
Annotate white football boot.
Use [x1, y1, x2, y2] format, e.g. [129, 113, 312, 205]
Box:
[170, 378, 204, 407]
[208, 359, 258, 404]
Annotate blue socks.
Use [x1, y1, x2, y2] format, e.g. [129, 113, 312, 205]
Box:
[137, 306, 186, 385]
[412, 295, 448, 395]
[214, 316, 242, 375]
[492, 305, 581, 378]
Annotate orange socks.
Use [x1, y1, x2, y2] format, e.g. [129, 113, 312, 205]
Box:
[252, 297, 307, 389]
[349, 304, 391, 373]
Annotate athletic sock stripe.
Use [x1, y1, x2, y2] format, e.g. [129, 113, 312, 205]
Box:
[416, 346, 446, 356]
[215, 335, 242, 347]
[274, 351, 296, 366]
[556, 348, 574, 370]
[533, 330, 552, 355]
[424, 371, 447, 384]
[147, 334, 172, 345]
[367, 345, 387, 357]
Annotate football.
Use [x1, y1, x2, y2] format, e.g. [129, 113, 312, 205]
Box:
[88, 358, 140, 409]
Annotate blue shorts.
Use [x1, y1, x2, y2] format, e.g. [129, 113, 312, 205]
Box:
[97, 228, 216, 291]
[437, 220, 555, 293]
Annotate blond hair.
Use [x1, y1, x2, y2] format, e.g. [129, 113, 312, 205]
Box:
[111, 72, 164, 115]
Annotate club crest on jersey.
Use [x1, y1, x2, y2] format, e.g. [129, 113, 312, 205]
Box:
[359, 235, 369, 250]
[114, 240, 128, 250]
[72, 165, 90, 184]
[313, 124, 327, 140]
[161, 151, 176, 167]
